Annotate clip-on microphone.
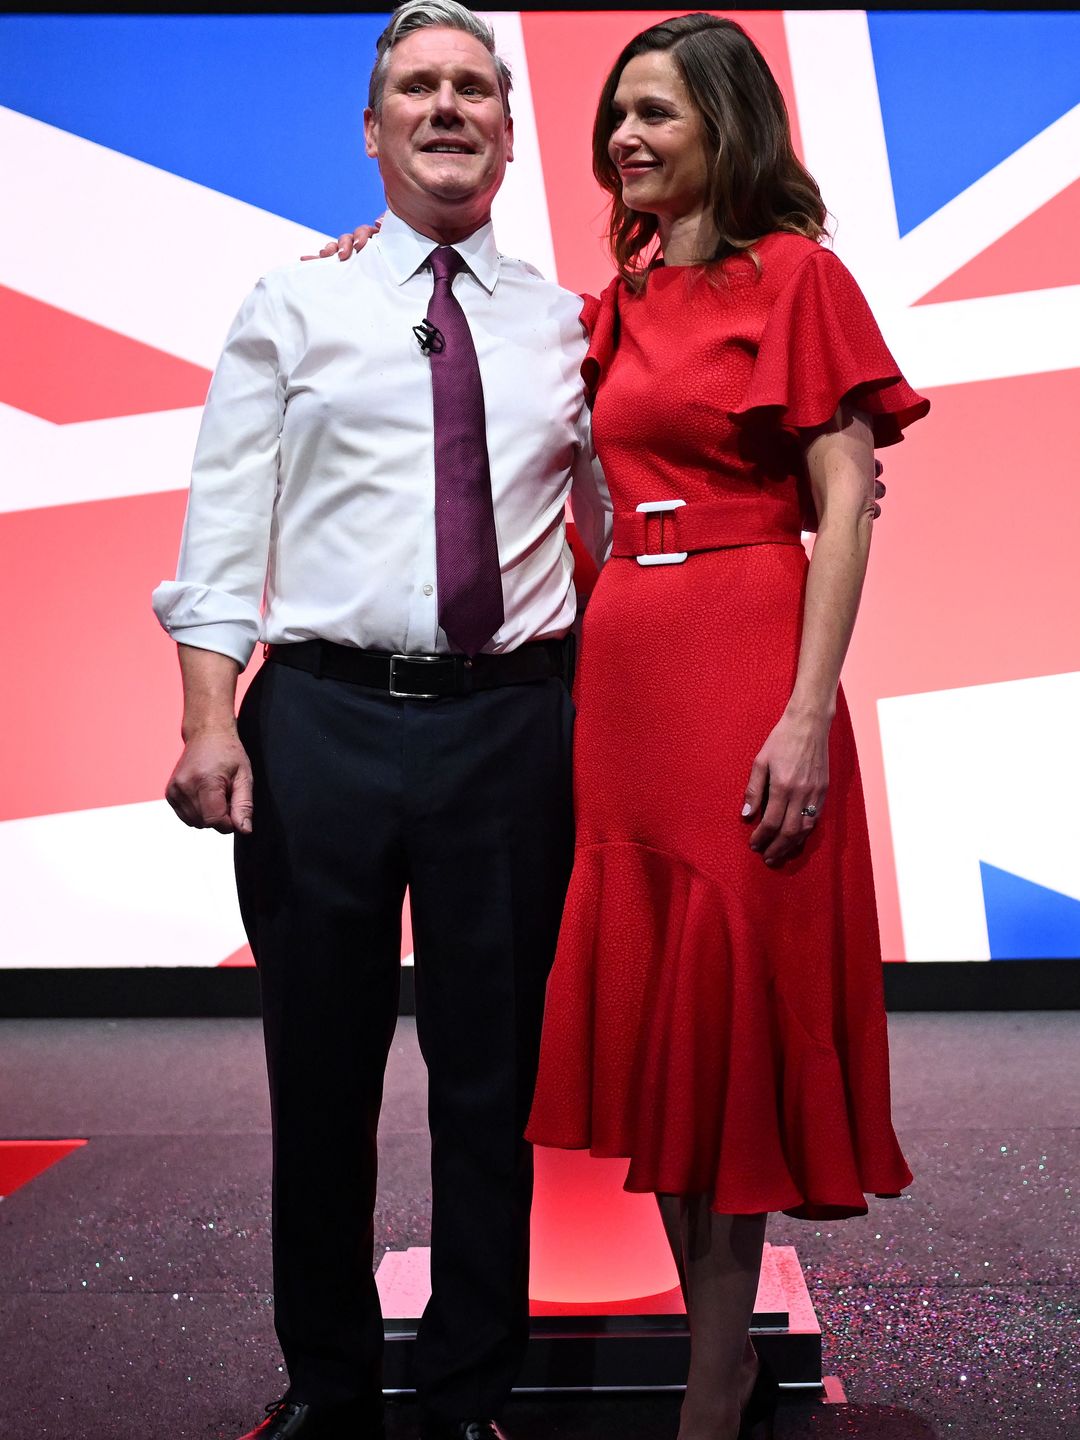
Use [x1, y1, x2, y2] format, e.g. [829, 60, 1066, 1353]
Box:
[413, 319, 445, 355]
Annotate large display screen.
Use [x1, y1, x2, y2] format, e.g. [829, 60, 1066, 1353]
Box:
[1, 11, 1078, 972]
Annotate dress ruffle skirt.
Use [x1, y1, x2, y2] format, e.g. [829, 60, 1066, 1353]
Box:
[529, 835, 913, 1221]
[526, 545, 914, 1220]
[526, 237, 925, 1220]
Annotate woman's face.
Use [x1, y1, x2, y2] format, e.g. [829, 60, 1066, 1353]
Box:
[608, 50, 711, 224]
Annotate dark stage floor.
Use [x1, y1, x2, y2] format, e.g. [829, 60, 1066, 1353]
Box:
[1, 1012, 1077, 1440]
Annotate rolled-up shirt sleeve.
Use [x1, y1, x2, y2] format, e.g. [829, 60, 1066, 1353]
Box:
[152, 277, 287, 667]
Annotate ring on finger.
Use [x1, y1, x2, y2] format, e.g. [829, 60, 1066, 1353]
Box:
[800, 804, 818, 818]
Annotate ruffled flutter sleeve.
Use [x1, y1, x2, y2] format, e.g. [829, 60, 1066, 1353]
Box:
[731, 248, 929, 446]
[579, 277, 621, 409]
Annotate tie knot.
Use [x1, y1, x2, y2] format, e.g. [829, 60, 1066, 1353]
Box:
[430, 245, 466, 284]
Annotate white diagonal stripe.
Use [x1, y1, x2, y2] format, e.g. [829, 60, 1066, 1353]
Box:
[879, 673, 1080, 961]
[0, 800, 245, 968]
[783, 9, 899, 305]
[783, 14, 1080, 386]
[894, 103, 1080, 307]
[0, 105, 327, 368]
[884, 285, 1080, 389]
[0, 402, 202, 514]
[478, 11, 559, 283]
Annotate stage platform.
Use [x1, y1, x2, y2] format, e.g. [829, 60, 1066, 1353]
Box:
[1, 1012, 1078, 1439]
[377, 1242, 826, 1395]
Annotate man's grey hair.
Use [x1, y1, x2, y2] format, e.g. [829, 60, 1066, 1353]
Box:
[368, 1, 512, 115]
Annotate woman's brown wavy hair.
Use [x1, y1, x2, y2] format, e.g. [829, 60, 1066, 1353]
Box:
[593, 13, 827, 285]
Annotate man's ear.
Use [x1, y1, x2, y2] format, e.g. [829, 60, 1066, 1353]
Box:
[505, 115, 514, 164]
[363, 106, 379, 160]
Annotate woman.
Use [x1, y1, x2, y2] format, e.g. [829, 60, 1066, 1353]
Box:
[521, 14, 927, 1440]
[333, 13, 926, 1437]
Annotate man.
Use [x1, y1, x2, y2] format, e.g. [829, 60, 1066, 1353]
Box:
[153, 4, 610, 1439]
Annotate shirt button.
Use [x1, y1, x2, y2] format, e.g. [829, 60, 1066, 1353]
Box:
[422, 583, 433, 596]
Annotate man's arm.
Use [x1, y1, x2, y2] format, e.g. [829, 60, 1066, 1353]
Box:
[165, 646, 252, 834]
[568, 410, 612, 575]
[153, 276, 288, 831]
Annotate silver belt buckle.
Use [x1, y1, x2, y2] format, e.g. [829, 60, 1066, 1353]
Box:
[636, 498, 688, 566]
[389, 653, 443, 699]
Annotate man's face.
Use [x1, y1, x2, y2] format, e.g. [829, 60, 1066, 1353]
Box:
[364, 26, 514, 236]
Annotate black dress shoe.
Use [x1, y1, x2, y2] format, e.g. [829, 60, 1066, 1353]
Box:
[420, 1421, 511, 1440]
[236, 1395, 385, 1440]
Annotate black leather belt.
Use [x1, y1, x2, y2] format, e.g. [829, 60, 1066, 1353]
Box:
[265, 637, 573, 699]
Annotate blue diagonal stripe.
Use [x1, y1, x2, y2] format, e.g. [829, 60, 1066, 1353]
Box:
[980, 861, 1080, 961]
[0, 15, 392, 234]
[868, 12, 1080, 235]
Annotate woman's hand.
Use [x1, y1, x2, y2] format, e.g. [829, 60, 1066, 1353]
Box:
[739, 401, 874, 868]
[741, 706, 831, 866]
[300, 220, 381, 262]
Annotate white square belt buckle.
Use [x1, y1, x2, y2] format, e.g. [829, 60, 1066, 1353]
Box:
[635, 498, 688, 566]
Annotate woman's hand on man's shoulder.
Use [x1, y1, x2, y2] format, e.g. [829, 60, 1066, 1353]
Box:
[301, 219, 382, 262]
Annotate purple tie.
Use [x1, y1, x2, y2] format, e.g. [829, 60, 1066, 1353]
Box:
[426, 245, 504, 657]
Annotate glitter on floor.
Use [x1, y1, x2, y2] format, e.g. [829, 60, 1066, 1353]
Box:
[0, 1011, 1076, 1439]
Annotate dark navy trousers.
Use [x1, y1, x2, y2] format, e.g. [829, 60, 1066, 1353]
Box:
[234, 659, 575, 1423]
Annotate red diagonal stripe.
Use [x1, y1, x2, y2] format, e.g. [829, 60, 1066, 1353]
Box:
[219, 945, 256, 967]
[0, 286, 211, 423]
[0, 1140, 87, 1197]
[916, 178, 1080, 305]
[0, 490, 256, 821]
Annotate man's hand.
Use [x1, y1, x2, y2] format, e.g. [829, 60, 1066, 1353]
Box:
[166, 644, 251, 833]
[301, 220, 381, 262]
[166, 728, 254, 835]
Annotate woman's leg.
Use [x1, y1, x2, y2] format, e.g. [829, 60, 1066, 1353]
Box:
[655, 1193, 689, 1306]
[666, 1198, 768, 1440]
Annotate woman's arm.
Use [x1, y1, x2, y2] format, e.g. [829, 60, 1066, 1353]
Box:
[742, 403, 877, 866]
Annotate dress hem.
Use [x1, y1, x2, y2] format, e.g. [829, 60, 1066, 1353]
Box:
[527, 1135, 912, 1221]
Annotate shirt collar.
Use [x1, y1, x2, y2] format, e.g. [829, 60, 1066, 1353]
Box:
[375, 207, 501, 294]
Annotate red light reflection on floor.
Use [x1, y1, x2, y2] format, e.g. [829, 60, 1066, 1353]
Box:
[529, 1147, 679, 1305]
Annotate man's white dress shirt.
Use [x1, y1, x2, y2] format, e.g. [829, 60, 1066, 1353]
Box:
[152, 210, 611, 666]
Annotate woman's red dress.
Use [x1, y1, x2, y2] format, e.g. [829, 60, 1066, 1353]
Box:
[525, 233, 929, 1220]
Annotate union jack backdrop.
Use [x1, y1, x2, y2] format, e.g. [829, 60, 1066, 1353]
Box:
[1, 11, 1078, 973]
